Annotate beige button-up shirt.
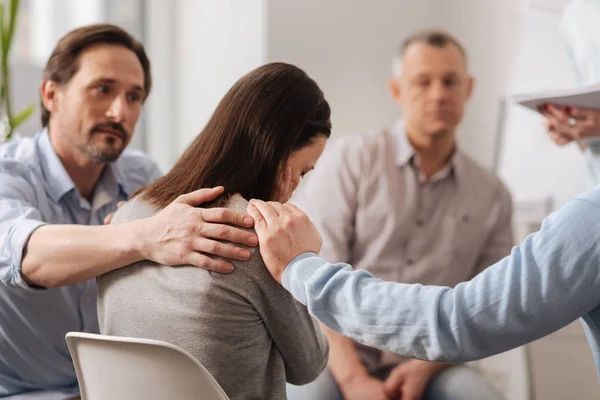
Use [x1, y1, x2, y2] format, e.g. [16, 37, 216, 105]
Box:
[293, 120, 513, 374]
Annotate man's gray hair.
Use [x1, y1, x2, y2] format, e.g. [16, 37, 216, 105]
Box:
[392, 30, 467, 78]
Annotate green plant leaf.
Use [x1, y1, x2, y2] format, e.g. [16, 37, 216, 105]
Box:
[0, 2, 6, 59]
[10, 103, 34, 129]
[0, 1, 6, 106]
[5, 0, 19, 55]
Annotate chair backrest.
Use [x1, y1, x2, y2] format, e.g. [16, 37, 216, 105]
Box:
[65, 332, 230, 400]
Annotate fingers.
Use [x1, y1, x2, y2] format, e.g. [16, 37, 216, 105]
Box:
[249, 199, 280, 225]
[543, 112, 562, 131]
[192, 237, 251, 261]
[383, 372, 403, 398]
[565, 107, 594, 123]
[246, 202, 267, 231]
[548, 130, 573, 146]
[201, 207, 254, 228]
[402, 390, 421, 400]
[544, 104, 569, 122]
[542, 105, 596, 141]
[104, 201, 128, 225]
[103, 212, 115, 225]
[267, 201, 287, 216]
[185, 252, 234, 273]
[175, 187, 225, 206]
[198, 221, 257, 246]
[543, 109, 580, 142]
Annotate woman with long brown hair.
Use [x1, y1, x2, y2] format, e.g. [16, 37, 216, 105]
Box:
[97, 62, 332, 399]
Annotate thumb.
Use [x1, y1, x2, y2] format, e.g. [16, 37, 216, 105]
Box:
[384, 372, 403, 398]
[247, 203, 266, 231]
[175, 187, 224, 206]
[103, 212, 115, 225]
[401, 384, 422, 400]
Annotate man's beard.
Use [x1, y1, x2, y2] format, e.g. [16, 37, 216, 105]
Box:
[78, 122, 129, 163]
[77, 137, 125, 163]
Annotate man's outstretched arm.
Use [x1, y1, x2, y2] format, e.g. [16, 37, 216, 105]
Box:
[248, 197, 600, 363]
[1, 183, 257, 289]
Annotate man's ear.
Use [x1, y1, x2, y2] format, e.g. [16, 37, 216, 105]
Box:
[389, 78, 402, 105]
[465, 75, 475, 100]
[40, 80, 60, 114]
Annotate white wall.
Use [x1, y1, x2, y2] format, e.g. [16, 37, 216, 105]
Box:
[145, 0, 178, 172]
[267, 0, 437, 137]
[437, 0, 522, 168]
[145, 0, 267, 172]
[175, 0, 266, 155]
[148, 0, 520, 171]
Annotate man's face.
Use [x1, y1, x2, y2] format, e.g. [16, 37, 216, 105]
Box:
[42, 43, 145, 163]
[391, 42, 473, 139]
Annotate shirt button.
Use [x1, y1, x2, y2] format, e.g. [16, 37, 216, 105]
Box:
[416, 219, 424, 227]
[406, 259, 414, 265]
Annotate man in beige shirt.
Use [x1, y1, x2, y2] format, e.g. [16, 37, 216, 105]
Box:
[288, 31, 512, 400]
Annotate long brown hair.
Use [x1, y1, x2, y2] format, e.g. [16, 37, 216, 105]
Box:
[41, 24, 151, 127]
[137, 62, 331, 209]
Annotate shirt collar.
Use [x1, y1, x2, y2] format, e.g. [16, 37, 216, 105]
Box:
[37, 129, 126, 203]
[37, 129, 76, 202]
[390, 119, 464, 183]
[91, 164, 124, 211]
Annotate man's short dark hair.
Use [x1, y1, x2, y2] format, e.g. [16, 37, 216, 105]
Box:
[40, 24, 152, 127]
[400, 30, 467, 59]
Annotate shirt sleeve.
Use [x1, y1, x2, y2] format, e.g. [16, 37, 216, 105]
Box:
[0, 167, 47, 289]
[282, 195, 600, 363]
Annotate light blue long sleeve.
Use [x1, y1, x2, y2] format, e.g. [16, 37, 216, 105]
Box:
[282, 187, 600, 376]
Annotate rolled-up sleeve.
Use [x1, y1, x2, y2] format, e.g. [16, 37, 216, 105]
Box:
[0, 170, 47, 289]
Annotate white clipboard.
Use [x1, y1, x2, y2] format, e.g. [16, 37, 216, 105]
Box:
[512, 83, 600, 112]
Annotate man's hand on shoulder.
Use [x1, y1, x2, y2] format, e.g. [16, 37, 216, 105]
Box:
[246, 199, 322, 283]
[133, 187, 258, 272]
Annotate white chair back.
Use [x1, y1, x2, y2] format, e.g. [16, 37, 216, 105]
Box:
[65, 332, 229, 400]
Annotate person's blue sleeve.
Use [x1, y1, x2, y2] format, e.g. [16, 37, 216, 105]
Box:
[0, 164, 47, 289]
[282, 195, 600, 362]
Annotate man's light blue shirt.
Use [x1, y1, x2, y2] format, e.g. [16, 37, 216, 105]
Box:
[283, 184, 600, 379]
[0, 130, 161, 398]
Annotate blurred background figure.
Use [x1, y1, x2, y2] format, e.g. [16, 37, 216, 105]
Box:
[287, 30, 510, 400]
